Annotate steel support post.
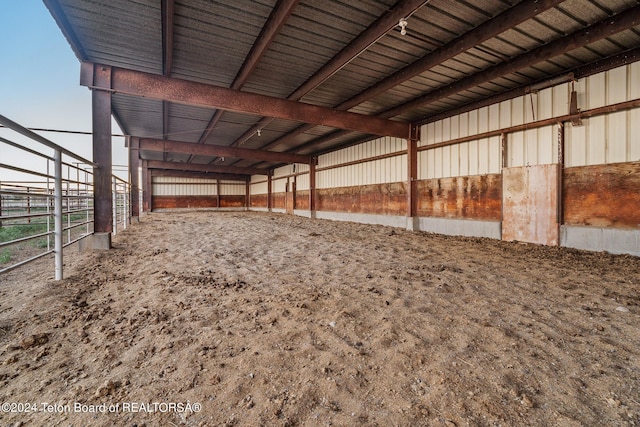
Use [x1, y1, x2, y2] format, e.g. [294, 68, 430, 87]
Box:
[267, 170, 273, 212]
[406, 126, 419, 231]
[309, 158, 316, 219]
[128, 138, 140, 220]
[92, 65, 113, 249]
[54, 149, 63, 280]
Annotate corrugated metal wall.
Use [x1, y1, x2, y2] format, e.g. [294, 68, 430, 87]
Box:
[419, 62, 640, 173]
[250, 174, 268, 195]
[566, 62, 640, 166]
[219, 180, 246, 196]
[152, 176, 218, 196]
[153, 176, 246, 196]
[296, 164, 310, 191]
[317, 136, 406, 188]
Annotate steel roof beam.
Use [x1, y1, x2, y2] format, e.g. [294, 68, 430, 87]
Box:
[150, 169, 249, 182]
[197, 0, 299, 146]
[419, 46, 640, 126]
[380, 4, 640, 119]
[80, 62, 410, 139]
[227, 0, 430, 149]
[135, 137, 311, 164]
[240, 0, 564, 157]
[283, 1, 638, 157]
[146, 160, 267, 176]
[336, 0, 565, 111]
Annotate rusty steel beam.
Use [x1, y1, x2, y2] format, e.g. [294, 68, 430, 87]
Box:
[92, 66, 113, 235]
[226, 0, 429, 150]
[147, 160, 268, 176]
[380, 5, 640, 119]
[80, 62, 409, 139]
[137, 137, 311, 164]
[235, 0, 562, 160]
[128, 138, 140, 218]
[150, 169, 249, 181]
[196, 0, 298, 146]
[419, 46, 640, 126]
[336, 0, 565, 111]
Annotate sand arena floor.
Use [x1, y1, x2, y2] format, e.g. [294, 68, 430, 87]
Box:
[0, 211, 639, 426]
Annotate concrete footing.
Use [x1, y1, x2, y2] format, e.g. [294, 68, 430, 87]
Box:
[79, 232, 112, 251]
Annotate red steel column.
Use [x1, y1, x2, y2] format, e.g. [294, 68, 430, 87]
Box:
[309, 157, 316, 218]
[128, 137, 140, 220]
[267, 170, 273, 212]
[92, 65, 113, 248]
[407, 125, 419, 230]
[141, 160, 150, 212]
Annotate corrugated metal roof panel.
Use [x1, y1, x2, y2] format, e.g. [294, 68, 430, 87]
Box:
[48, 0, 640, 172]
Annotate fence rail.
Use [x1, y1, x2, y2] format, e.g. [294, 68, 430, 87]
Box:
[0, 114, 130, 279]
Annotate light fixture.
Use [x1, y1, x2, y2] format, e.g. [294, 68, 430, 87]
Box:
[399, 18, 408, 36]
[257, 129, 261, 137]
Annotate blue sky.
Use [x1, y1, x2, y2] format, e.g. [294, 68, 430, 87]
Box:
[0, 1, 127, 178]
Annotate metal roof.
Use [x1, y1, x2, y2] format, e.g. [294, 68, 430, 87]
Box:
[45, 0, 640, 175]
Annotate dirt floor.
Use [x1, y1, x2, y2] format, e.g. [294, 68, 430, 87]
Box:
[0, 211, 638, 427]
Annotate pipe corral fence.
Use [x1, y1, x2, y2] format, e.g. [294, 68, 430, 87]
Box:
[0, 115, 131, 279]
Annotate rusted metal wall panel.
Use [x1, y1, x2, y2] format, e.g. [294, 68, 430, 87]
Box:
[152, 195, 218, 209]
[219, 195, 246, 208]
[563, 161, 640, 229]
[295, 190, 310, 210]
[271, 192, 286, 209]
[250, 194, 268, 208]
[502, 164, 559, 245]
[316, 182, 407, 216]
[416, 174, 502, 220]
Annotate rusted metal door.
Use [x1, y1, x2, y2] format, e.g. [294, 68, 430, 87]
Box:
[502, 164, 559, 245]
[285, 180, 295, 215]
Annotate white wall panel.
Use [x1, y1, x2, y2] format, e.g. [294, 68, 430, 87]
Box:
[152, 177, 217, 196]
[552, 85, 569, 116]
[297, 173, 310, 191]
[588, 73, 606, 109]
[608, 111, 627, 164]
[220, 182, 245, 196]
[251, 181, 268, 195]
[316, 136, 407, 188]
[587, 116, 606, 165]
[272, 177, 287, 193]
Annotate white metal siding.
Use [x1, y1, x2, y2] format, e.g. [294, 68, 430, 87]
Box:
[317, 136, 407, 189]
[152, 176, 217, 196]
[566, 63, 640, 167]
[219, 181, 245, 196]
[420, 63, 640, 173]
[296, 173, 310, 191]
[251, 181, 268, 195]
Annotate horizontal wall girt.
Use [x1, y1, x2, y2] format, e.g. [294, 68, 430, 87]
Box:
[136, 137, 311, 164]
[80, 62, 409, 139]
[149, 169, 250, 181]
[146, 160, 268, 176]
